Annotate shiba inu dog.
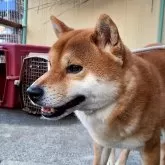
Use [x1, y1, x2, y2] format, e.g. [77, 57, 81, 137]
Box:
[27, 14, 165, 165]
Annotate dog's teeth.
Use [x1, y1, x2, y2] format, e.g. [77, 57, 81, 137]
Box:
[51, 108, 56, 113]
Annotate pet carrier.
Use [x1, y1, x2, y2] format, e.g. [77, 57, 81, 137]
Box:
[0, 43, 49, 109]
[20, 53, 49, 115]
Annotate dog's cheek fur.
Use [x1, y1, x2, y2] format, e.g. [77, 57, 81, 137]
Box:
[67, 73, 120, 110]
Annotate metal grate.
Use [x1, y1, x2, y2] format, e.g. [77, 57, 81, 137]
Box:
[0, 25, 22, 43]
[0, 0, 24, 43]
[20, 54, 48, 115]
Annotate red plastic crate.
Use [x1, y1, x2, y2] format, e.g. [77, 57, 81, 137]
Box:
[0, 43, 50, 108]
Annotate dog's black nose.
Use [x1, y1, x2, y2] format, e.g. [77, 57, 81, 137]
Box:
[27, 85, 44, 102]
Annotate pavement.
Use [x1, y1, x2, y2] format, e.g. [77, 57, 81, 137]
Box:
[0, 108, 141, 165]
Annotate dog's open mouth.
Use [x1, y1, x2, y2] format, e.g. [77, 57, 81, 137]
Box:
[41, 95, 85, 118]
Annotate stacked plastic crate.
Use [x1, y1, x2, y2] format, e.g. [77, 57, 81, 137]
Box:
[0, 44, 50, 113]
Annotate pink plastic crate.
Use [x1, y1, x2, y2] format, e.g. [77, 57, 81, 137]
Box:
[0, 43, 50, 108]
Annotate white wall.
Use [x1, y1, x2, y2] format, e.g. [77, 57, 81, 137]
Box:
[27, 0, 160, 49]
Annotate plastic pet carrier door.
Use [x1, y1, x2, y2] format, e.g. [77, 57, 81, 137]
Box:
[20, 53, 49, 115]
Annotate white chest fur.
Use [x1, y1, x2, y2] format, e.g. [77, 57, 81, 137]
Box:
[75, 108, 144, 149]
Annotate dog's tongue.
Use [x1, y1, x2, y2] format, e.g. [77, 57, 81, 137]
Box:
[41, 107, 53, 113]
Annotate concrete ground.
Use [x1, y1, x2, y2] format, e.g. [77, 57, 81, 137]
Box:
[0, 109, 141, 165]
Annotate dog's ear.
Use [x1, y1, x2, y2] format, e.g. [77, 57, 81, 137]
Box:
[50, 16, 74, 38]
[92, 14, 125, 64]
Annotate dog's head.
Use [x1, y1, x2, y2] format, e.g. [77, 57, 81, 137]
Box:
[27, 14, 131, 120]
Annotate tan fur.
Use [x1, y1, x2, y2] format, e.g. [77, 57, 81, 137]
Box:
[30, 14, 165, 165]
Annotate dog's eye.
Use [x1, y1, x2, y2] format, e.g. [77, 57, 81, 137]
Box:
[66, 65, 83, 74]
